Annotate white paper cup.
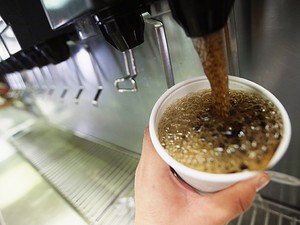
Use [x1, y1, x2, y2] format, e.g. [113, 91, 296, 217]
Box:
[149, 76, 291, 193]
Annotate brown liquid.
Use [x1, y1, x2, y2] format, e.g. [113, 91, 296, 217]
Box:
[158, 90, 283, 174]
[192, 30, 230, 119]
[158, 30, 283, 174]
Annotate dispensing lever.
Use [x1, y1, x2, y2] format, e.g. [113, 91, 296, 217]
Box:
[6, 72, 26, 93]
[53, 62, 68, 100]
[83, 45, 103, 106]
[39, 67, 51, 91]
[114, 49, 138, 92]
[74, 18, 103, 105]
[31, 68, 44, 91]
[69, 56, 84, 104]
[15, 72, 26, 91]
[44, 65, 56, 95]
[142, 12, 175, 88]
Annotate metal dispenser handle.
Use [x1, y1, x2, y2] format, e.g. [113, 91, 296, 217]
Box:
[114, 49, 138, 92]
[142, 12, 175, 88]
[69, 56, 84, 104]
[52, 62, 68, 100]
[31, 68, 44, 92]
[5, 74, 17, 96]
[60, 65, 68, 100]
[83, 45, 103, 107]
[6, 72, 25, 92]
[15, 72, 26, 92]
[21, 71, 37, 91]
[39, 67, 51, 91]
[73, 18, 103, 106]
[43, 65, 56, 95]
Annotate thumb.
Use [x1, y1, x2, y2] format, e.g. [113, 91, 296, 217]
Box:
[207, 172, 270, 222]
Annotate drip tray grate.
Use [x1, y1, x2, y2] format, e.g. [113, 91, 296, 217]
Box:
[229, 195, 300, 225]
[9, 121, 138, 225]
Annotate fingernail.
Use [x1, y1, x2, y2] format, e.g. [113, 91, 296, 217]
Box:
[256, 174, 270, 192]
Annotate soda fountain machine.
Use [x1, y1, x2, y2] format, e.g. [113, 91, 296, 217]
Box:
[0, 0, 299, 224]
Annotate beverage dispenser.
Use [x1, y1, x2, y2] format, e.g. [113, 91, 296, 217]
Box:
[0, 0, 299, 225]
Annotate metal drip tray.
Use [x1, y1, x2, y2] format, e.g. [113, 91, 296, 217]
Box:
[229, 197, 300, 225]
[9, 121, 138, 225]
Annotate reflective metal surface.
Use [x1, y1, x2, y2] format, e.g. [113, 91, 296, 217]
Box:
[143, 12, 175, 88]
[40, 0, 90, 29]
[28, 6, 203, 154]
[233, 0, 300, 208]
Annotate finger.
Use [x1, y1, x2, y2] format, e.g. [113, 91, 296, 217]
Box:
[207, 172, 270, 222]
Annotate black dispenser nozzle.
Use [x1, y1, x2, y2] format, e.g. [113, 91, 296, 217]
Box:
[94, 1, 147, 51]
[168, 0, 235, 37]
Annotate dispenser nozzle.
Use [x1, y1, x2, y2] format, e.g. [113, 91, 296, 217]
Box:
[94, 3, 146, 51]
[168, 0, 235, 37]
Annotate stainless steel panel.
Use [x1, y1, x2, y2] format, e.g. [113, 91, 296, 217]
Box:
[233, 0, 300, 208]
[40, 0, 91, 29]
[29, 8, 203, 154]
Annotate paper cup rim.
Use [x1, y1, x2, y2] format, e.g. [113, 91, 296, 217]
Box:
[149, 76, 291, 183]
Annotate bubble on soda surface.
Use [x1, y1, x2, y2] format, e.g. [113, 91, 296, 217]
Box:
[158, 89, 283, 174]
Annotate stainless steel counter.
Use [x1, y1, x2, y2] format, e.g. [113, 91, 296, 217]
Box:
[233, 0, 300, 208]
